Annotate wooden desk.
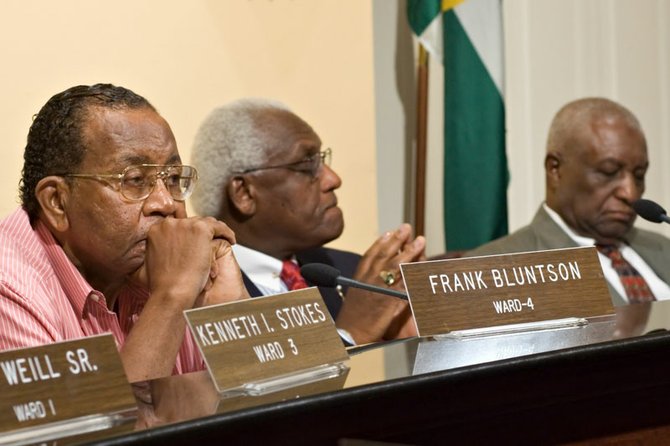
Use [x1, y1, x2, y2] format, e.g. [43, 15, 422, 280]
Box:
[13, 302, 670, 445]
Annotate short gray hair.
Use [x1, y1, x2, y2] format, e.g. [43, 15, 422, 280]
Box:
[190, 98, 290, 218]
[546, 97, 643, 155]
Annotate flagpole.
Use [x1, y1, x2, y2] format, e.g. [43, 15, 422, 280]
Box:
[414, 44, 429, 237]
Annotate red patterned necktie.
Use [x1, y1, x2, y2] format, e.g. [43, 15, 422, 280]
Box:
[280, 259, 308, 291]
[596, 244, 656, 303]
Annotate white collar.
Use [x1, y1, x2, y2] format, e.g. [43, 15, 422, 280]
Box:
[543, 203, 600, 247]
[232, 244, 286, 293]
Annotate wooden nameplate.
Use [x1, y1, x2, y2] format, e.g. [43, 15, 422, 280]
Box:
[185, 287, 349, 395]
[0, 334, 136, 444]
[400, 246, 614, 337]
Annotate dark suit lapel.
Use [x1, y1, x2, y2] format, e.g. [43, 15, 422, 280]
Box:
[242, 271, 264, 298]
[296, 247, 354, 319]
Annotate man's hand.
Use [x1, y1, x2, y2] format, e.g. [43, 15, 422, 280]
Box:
[195, 238, 250, 307]
[336, 223, 425, 344]
[131, 216, 238, 309]
[122, 216, 247, 382]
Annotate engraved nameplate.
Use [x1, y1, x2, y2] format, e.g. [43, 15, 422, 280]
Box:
[400, 247, 614, 336]
[0, 334, 136, 441]
[185, 288, 349, 394]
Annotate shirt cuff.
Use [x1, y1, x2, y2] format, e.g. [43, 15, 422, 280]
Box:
[337, 328, 356, 346]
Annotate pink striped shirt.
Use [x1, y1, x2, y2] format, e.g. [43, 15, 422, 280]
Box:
[0, 208, 203, 375]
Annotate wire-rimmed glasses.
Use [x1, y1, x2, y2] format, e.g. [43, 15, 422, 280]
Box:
[61, 164, 199, 201]
[236, 148, 332, 178]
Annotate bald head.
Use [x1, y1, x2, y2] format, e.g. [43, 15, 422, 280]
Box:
[544, 97, 648, 244]
[546, 97, 643, 160]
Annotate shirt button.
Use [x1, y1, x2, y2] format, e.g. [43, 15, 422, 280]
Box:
[90, 294, 99, 302]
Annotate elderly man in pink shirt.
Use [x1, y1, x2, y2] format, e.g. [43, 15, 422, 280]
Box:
[0, 84, 247, 382]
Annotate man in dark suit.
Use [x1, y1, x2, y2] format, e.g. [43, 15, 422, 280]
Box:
[467, 97, 670, 305]
[190, 98, 426, 344]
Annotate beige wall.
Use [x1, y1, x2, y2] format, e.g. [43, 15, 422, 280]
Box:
[4, 1, 669, 261]
[0, 0, 378, 253]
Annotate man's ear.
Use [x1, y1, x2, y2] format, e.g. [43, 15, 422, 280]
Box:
[545, 152, 562, 188]
[35, 176, 71, 232]
[227, 176, 256, 217]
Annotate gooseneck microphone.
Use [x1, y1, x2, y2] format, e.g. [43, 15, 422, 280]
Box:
[632, 198, 670, 224]
[300, 263, 408, 300]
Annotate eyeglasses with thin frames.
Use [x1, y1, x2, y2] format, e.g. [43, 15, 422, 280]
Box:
[236, 148, 332, 179]
[60, 164, 199, 201]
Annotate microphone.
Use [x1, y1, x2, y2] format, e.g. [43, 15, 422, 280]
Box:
[632, 198, 670, 224]
[300, 263, 408, 300]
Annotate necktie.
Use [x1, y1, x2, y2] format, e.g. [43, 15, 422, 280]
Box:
[596, 244, 656, 303]
[280, 259, 308, 291]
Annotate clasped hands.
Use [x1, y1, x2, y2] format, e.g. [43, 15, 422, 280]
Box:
[336, 223, 426, 345]
[131, 215, 249, 310]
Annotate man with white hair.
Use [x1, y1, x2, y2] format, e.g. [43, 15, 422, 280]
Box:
[191, 98, 425, 344]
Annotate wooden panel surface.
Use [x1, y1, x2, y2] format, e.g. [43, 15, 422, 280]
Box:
[401, 246, 614, 335]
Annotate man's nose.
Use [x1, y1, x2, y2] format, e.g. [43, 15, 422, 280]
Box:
[142, 178, 177, 215]
[616, 173, 643, 204]
[321, 164, 342, 191]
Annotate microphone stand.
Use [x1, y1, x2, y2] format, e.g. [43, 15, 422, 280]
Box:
[336, 277, 408, 300]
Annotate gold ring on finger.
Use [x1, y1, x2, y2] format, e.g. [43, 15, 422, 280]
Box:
[380, 270, 396, 286]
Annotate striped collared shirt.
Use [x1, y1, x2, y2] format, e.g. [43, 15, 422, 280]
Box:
[0, 208, 203, 375]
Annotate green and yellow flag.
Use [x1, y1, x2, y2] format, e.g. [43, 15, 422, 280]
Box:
[407, 0, 508, 251]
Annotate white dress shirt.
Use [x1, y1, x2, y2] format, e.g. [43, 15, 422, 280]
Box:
[232, 244, 288, 295]
[544, 203, 670, 302]
[232, 244, 356, 345]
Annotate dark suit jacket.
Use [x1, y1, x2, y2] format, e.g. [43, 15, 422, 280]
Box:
[241, 246, 361, 319]
[466, 206, 670, 305]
